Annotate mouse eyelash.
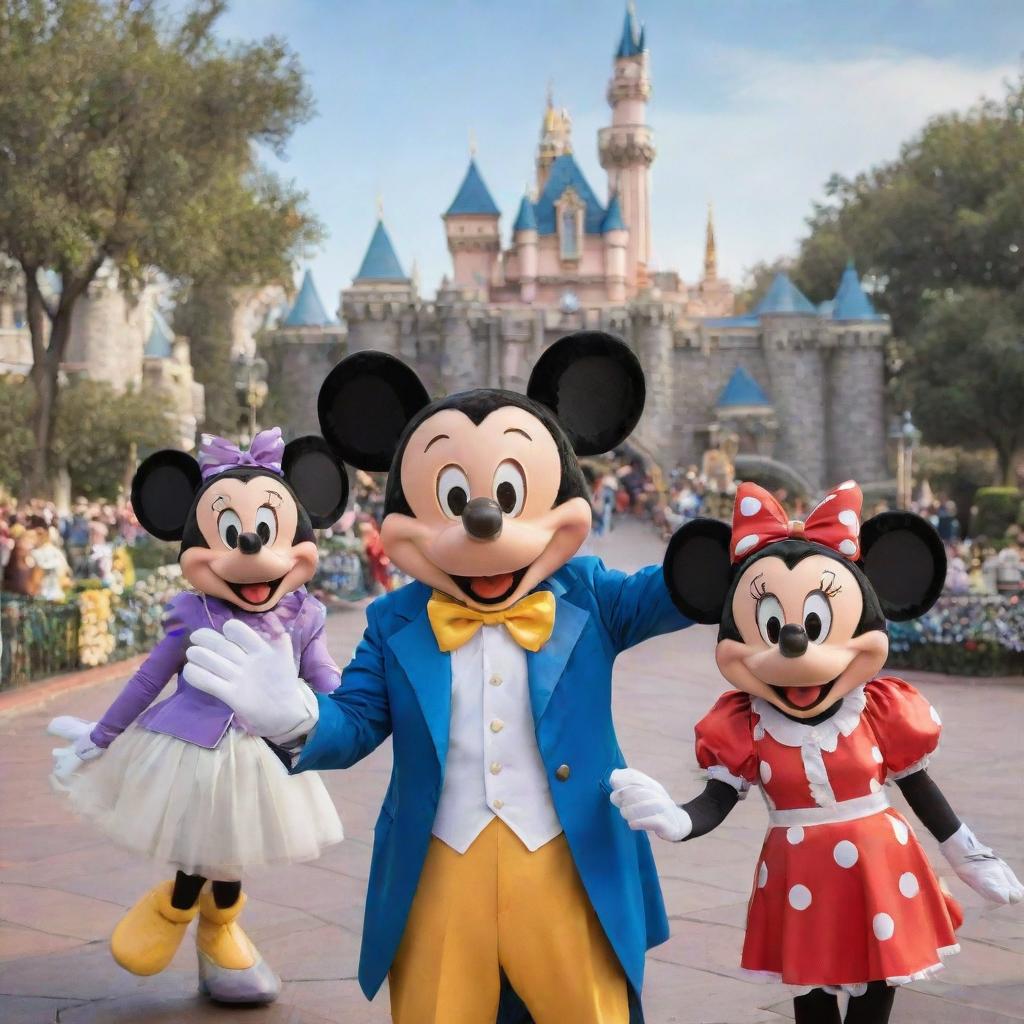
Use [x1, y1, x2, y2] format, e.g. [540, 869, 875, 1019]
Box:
[820, 571, 842, 598]
[749, 573, 768, 600]
[264, 489, 283, 507]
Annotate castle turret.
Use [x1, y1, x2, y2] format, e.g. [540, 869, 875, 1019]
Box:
[697, 203, 734, 316]
[599, 1, 654, 294]
[342, 217, 415, 357]
[602, 194, 628, 304]
[512, 193, 538, 304]
[444, 158, 501, 294]
[825, 262, 888, 483]
[536, 87, 572, 194]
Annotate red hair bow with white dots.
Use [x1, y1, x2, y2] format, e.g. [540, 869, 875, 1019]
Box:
[730, 480, 863, 564]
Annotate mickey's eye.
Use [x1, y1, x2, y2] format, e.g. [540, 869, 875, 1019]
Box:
[255, 505, 278, 546]
[217, 509, 242, 549]
[493, 460, 526, 516]
[437, 465, 471, 519]
[803, 591, 833, 644]
[756, 594, 784, 645]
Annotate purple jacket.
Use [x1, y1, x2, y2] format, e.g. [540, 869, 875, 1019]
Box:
[90, 589, 340, 750]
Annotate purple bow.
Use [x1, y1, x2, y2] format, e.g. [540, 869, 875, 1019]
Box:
[198, 427, 285, 480]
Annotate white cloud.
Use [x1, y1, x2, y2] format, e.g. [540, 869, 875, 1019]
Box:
[582, 48, 1015, 286]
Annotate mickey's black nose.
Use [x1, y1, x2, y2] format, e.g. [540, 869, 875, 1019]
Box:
[237, 531, 263, 555]
[779, 624, 809, 658]
[462, 497, 503, 540]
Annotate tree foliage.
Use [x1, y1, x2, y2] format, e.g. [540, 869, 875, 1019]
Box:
[0, 0, 322, 492]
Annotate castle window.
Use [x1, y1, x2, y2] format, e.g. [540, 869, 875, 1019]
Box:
[560, 208, 580, 259]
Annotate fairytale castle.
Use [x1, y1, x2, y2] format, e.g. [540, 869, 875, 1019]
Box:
[271, 4, 892, 495]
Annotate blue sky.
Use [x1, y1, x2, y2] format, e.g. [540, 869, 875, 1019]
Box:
[203, 1, 1022, 308]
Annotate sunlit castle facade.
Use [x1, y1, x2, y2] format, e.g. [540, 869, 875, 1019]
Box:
[271, 3, 890, 494]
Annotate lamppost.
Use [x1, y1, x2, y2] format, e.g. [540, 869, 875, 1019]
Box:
[894, 409, 920, 509]
[233, 352, 269, 444]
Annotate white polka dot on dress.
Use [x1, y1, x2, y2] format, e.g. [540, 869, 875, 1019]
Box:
[759, 761, 772, 784]
[787, 826, 804, 845]
[740, 496, 762, 517]
[873, 913, 895, 940]
[753, 722, 765, 741]
[833, 840, 859, 868]
[870, 778, 882, 793]
[758, 862, 768, 888]
[735, 534, 760, 556]
[899, 872, 920, 898]
[930, 705, 942, 725]
[871, 745, 884, 764]
[789, 884, 812, 911]
[887, 815, 910, 845]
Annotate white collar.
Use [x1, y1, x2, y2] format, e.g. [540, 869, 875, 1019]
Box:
[751, 686, 867, 753]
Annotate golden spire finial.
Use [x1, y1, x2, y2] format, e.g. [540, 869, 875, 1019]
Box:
[704, 200, 718, 281]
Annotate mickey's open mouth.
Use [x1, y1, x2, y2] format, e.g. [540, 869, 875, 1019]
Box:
[771, 678, 837, 712]
[451, 567, 529, 605]
[225, 576, 285, 607]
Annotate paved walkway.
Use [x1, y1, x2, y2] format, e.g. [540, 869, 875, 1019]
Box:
[1, 520, 1022, 1023]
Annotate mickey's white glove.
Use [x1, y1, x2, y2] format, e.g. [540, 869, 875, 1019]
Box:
[183, 620, 319, 744]
[609, 767, 692, 842]
[47, 716, 103, 782]
[940, 823, 1024, 905]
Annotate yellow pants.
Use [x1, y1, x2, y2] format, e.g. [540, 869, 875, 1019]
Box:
[389, 818, 629, 1024]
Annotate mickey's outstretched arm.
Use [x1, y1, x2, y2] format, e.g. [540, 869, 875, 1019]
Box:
[896, 768, 1023, 905]
[609, 768, 739, 842]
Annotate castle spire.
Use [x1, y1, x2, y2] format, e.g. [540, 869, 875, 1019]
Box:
[537, 87, 572, 193]
[704, 202, 718, 281]
[616, 1, 645, 58]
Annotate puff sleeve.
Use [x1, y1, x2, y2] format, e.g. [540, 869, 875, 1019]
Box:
[864, 676, 942, 779]
[695, 691, 758, 797]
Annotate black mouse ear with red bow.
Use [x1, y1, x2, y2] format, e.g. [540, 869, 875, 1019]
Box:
[282, 436, 350, 529]
[317, 351, 431, 472]
[663, 518, 735, 623]
[859, 511, 946, 621]
[130, 450, 203, 541]
[527, 331, 645, 456]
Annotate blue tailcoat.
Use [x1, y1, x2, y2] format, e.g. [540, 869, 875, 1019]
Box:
[295, 556, 690, 1000]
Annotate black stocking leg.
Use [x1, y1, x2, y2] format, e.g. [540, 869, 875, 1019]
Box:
[793, 988, 841, 1024]
[171, 870, 206, 910]
[844, 982, 896, 1024]
[211, 879, 242, 909]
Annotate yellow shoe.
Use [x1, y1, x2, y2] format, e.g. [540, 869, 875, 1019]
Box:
[110, 880, 198, 976]
[196, 889, 280, 1004]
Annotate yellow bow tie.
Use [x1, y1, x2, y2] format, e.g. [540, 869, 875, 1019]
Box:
[427, 589, 556, 653]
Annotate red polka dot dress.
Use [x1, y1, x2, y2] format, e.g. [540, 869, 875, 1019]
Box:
[695, 678, 963, 993]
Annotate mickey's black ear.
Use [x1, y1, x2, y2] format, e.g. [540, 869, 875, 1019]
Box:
[663, 519, 734, 623]
[282, 436, 350, 529]
[130, 450, 202, 541]
[859, 512, 946, 621]
[317, 351, 431, 472]
[527, 331, 645, 455]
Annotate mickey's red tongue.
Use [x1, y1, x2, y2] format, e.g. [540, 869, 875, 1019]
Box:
[785, 685, 823, 709]
[239, 582, 272, 605]
[469, 573, 515, 600]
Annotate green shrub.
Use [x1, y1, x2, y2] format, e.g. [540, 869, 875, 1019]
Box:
[972, 487, 1022, 539]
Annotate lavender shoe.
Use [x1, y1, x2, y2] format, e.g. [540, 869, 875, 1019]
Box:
[197, 946, 281, 1004]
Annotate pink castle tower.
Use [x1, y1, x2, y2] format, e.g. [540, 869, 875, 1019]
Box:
[598, 1, 654, 294]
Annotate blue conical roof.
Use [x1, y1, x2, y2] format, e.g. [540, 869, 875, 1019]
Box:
[282, 270, 333, 327]
[145, 309, 174, 358]
[446, 159, 500, 217]
[534, 154, 607, 235]
[601, 193, 626, 232]
[753, 272, 817, 315]
[717, 366, 771, 408]
[513, 194, 537, 233]
[616, 4, 644, 58]
[355, 220, 406, 282]
[832, 261, 884, 320]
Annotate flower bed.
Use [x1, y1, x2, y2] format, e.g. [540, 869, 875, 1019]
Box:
[887, 594, 1024, 677]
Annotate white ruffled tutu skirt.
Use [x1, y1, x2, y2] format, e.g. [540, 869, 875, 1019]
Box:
[69, 724, 344, 880]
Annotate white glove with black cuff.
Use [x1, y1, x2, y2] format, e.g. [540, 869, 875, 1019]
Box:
[48, 716, 103, 783]
[940, 823, 1024, 904]
[609, 767, 692, 842]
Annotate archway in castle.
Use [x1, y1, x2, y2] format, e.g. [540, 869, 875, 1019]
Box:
[734, 454, 815, 501]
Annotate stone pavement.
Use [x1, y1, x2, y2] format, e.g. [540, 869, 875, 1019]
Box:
[1, 520, 1022, 1024]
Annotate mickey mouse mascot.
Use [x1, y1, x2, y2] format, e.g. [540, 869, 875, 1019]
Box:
[48, 427, 350, 1004]
[183, 332, 691, 1023]
[610, 481, 1022, 1024]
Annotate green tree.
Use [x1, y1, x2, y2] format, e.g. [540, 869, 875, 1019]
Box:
[0, 0, 321, 495]
[734, 257, 792, 313]
[896, 289, 1024, 485]
[0, 375, 37, 495]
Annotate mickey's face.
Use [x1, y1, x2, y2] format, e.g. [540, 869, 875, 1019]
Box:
[381, 404, 591, 610]
[716, 552, 887, 719]
[181, 474, 318, 612]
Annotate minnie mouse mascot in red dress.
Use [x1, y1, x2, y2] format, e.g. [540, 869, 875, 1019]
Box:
[610, 481, 1022, 1024]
